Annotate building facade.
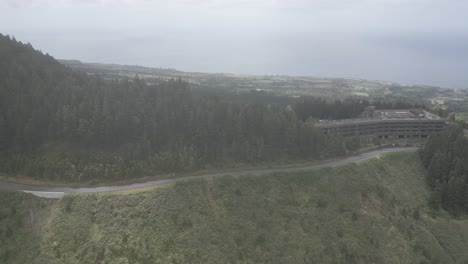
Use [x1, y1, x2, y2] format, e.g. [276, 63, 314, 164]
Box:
[316, 108, 447, 139]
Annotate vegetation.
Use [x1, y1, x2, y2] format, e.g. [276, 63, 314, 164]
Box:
[4, 33, 467, 262]
[1, 33, 430, 184]
[0, 34, 367, 183]
[4, 152, 468, 263]
[0, 34, 423, 184]
[455, 112, 468, 122]
[63, 59, 468, 124]
[419, 126, 468, 214]
[61, 59, 461, 106]
[0, 191, 53, 264]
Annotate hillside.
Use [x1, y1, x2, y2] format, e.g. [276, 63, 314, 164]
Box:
[4, 152, 468, 263]
[0, 34, 350, 183]
[1, 33, 380, 184]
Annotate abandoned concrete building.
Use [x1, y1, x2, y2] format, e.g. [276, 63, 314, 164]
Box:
[316, 107, 448, 139]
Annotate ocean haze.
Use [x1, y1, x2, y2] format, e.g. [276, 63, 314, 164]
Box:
[1, 0, 467, 88]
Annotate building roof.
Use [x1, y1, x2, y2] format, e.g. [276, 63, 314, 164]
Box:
[316, 109, 445, 128]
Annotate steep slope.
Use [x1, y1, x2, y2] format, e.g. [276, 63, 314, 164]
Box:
[4, 152, 468, 263]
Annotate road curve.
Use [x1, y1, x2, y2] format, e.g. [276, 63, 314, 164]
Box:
[0, 147, 418, 198]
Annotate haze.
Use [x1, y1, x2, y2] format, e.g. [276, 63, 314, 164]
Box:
[1, 0, 467, 88]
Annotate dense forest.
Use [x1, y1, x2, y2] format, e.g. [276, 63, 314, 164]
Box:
[419, 126, 468, 214]
[0, 34, 418, 183]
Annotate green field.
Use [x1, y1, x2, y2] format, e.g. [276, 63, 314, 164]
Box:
[3, 152, 468, 263]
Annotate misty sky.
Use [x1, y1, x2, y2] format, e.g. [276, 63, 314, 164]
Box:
[1, 0, 467, 88]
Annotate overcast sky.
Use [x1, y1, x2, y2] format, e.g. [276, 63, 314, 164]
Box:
[1, 0, 467, 88]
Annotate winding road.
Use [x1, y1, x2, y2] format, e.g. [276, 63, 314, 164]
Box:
[0, 147, 418, 198]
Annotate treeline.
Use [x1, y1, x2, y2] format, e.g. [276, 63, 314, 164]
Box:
[0, 34, 416, 182]
[419, 126, 468, 214]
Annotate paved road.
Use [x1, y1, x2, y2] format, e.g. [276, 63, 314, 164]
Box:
[0, 147, 418, 198]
